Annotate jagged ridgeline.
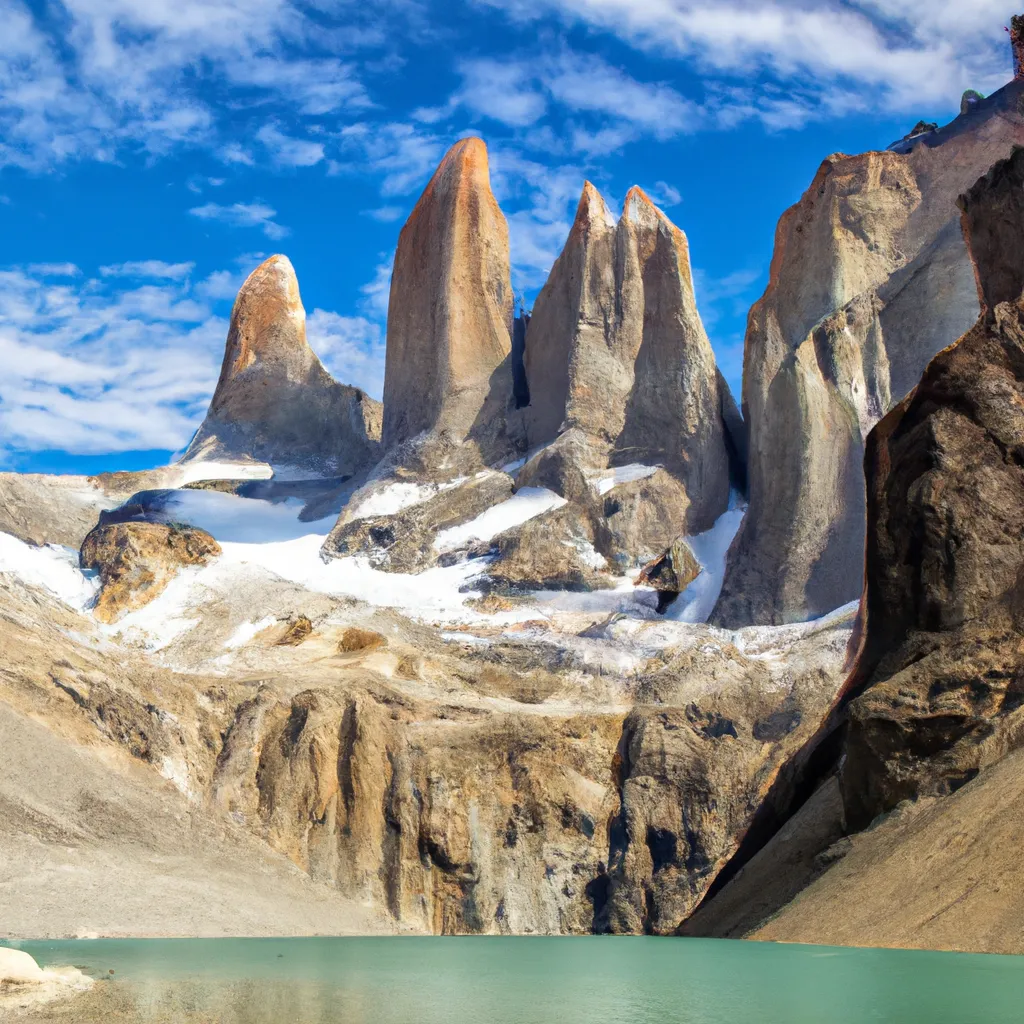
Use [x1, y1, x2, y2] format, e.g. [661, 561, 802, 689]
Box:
[11, 43, 1024, 954]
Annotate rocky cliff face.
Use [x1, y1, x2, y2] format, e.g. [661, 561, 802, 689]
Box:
[714, 79, 1024, 627]
[183, 255, 382, 480]
[686, 145, 1024, 954]
[840, 145, 1024, 831]
[381, 137, 514, 467]
[521, 184, 738, 535]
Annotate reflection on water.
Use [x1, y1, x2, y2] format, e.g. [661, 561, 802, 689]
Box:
[6, 936, 1024, 1024]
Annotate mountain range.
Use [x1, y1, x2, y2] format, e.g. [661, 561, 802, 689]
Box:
[3, 71, 1024, 952]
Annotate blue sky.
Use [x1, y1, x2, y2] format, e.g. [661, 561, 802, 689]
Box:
[0, 0, 1017, 474]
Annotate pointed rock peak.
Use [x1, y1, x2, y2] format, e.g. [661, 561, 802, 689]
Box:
[381, 133, 514, 458]
[572, 181, 616, 233]
[413, 136, 494, 214]
[223, 253, 310, 379]
[623, 186, 674, 232]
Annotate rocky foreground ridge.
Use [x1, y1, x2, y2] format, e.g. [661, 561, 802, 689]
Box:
[5, 61, 1024, 953]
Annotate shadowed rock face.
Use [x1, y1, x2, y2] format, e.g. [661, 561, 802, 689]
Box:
[381, 137, 514, 463]
[837, 146, 1024, 832]
[714, 80, 1024, 628]
[183, 255, 382, 479]
[521, 184, 738, 534]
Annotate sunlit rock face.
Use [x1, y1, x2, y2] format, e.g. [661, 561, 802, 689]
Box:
[520, 182, 740, 538]
[713, 79, 1024, 628]
[381, 137, 515, 467]
[183, 255, 382, 480]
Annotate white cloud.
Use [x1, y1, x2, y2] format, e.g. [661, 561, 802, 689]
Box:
[0, 266, 224, 455]
[0, 260, 389, 456]
[648, 181, 681, 207]
[100, 260, 195, 280]
[0, 0, 381, 171]
[364, 205, 405, 222]
[477, 0, 1013, 119]
[306, 310, 386, 400]
[257, 123, 326, 167]
[359, 256, 394, 320]
[27, 263, 81, 277]
[189, 201, 289, 239]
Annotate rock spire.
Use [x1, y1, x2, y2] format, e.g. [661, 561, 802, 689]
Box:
[183, 255, 381, 479]
[713, 78, 1024, 628]
[380, 137, 514, 463]
[521, 181, 740, 533]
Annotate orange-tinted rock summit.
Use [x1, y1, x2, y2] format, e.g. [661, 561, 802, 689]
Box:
[381, 137, 514, 463]
[184, 255, 382, 479]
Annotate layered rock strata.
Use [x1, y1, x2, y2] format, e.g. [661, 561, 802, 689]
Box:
[714, 79, 1024, 627]
[183, 255, 381, 480]
[381, 137, 515, 466]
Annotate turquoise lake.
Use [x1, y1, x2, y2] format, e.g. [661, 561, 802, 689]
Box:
[6, 936, 1024, 1023]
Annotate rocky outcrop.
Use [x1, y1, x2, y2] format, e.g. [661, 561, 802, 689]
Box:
[381, 138, 515, 465]
[839, 145, 1024, 831]
[685, 146, 1024, 954]
[714, 79, 1024, 627]
[80, 521, 221, 622]
[635, 538, 701, 613]
[323, 470, 514, 571]
[521, 184, 737, 535]
[183, 255, 381, 479]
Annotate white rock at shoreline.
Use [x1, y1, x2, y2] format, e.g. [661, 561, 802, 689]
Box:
[0, 947, 94, 1010]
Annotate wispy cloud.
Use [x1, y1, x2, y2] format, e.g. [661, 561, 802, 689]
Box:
[477, 0, 1012, 122]
[100, 260, 195, 280]
[189, 201, 289, 239]
[257, 123, 326, 167]
[0, 259, 391, 457]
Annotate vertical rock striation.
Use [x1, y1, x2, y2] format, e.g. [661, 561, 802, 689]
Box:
[521, 183, 739, 534]
[183, 255, 381, 479]
[840, 145, 1024, 831]
[714, 80, 1024, 627]
[381, 137, 514, 465]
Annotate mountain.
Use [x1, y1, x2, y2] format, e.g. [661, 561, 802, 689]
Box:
[381, 137, 515, 469]
[686, 145, 1024, 953]
[9, 62, 1024, 958]
[521, 183, 741, 535]
[713, 79, 1024, 628]
[183, 254, 382, 481]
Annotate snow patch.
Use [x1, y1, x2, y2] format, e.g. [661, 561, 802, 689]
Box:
[159, 489, 335, 544]
[99, 567, 205, 651]
[0, 534, 98, 611]
[665, 506, 746, 623]
[434, 488, 567, 552]
[345, 478, 466, 521]
[174, 461, 274, 486]
[595, 464, 659, 495]
[225, 616, 278, 649]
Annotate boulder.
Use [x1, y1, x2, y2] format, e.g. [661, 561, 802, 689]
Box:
[635, 538, 701, 613]
[0, 948, 45, 984]
[80, 521, 221, 623]
[839, 145, 1024, 831]
[714, 79, 1024, 627]
[323, 470, 514, 572]
[479, 503, 613, 595]
[183, 255, 381, 480]
[381, 137, 515, 464]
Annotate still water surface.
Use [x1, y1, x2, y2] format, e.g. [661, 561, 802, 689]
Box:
[8, 936, 1024, 1024]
